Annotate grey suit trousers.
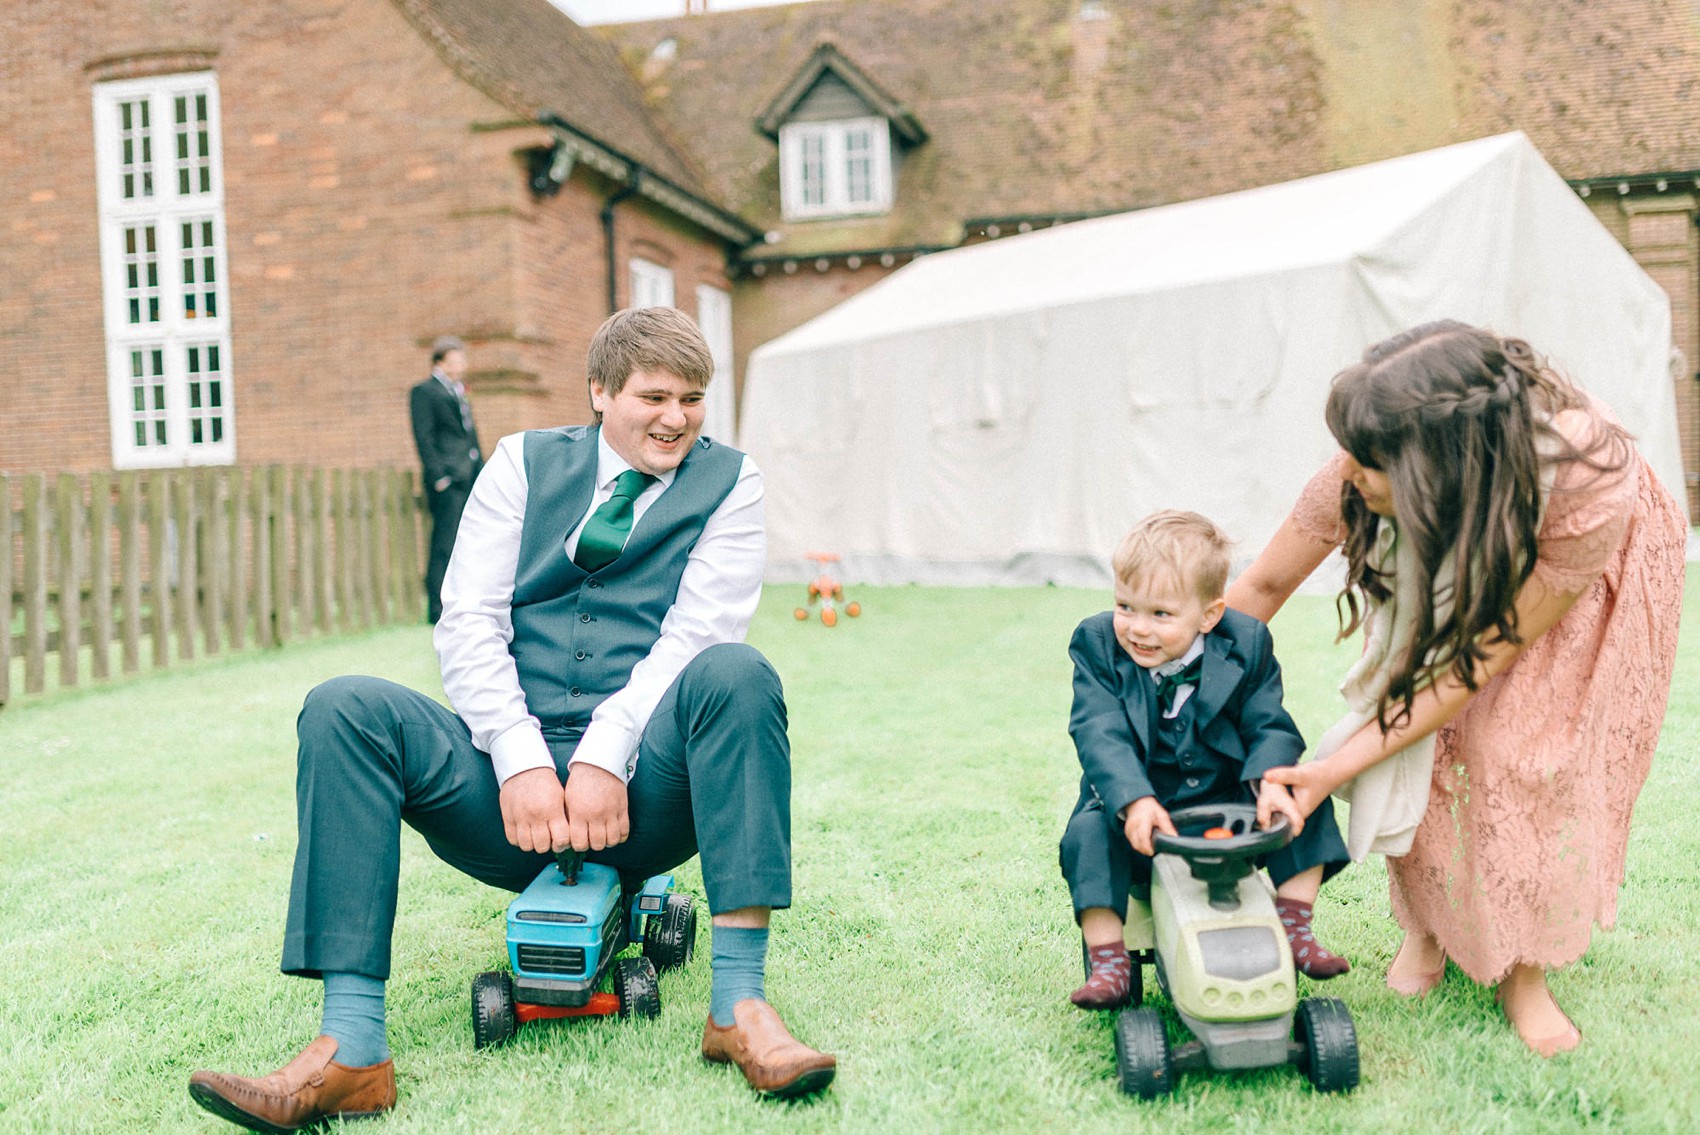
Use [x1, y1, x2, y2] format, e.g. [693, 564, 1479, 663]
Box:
[281, 642, 791, 980]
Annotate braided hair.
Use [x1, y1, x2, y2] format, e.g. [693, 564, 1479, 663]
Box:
[1324, 320, 1631, 728]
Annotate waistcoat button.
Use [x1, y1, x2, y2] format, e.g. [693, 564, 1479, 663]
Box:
[575, 650, 587, 660]
[587, 579, 602, 589]
[580, 613, 591, 623]
[570, 687, 582, 697]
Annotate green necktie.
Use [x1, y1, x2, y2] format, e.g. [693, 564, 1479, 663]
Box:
[1154, 656, 1202, 713]
[573, 468, 656, 573]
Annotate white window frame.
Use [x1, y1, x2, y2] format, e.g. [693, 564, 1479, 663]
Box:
[694, 284, 736, 444]
[779, 116, 894, 221]
[92, 72, 235, 468]
[629, 257, 676, 310]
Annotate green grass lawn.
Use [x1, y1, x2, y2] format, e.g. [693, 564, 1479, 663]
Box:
[1, 576, 1696, 1134]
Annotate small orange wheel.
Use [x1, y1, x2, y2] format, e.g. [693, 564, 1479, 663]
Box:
[792, 607, 809, 621]
[820, 607, 838, 627]
[845, 601, 862, 617]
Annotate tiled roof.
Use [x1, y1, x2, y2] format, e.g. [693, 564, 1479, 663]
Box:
[600, 0, 1700, 258]
[393, 0, 711, 196]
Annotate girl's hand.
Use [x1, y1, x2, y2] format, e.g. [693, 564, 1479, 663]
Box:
[1262, 761, 1341, 820]
[1255, 779, 1306, 837]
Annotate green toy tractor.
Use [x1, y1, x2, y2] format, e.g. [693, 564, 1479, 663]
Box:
[1112, 803, 1359, 1098]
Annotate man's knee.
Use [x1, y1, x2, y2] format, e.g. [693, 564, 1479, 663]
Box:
[680, 643, 784, 714]
[297, 676, 409, 764]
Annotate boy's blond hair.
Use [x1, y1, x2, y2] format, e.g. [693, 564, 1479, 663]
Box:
[1111, 510, 1233, 606]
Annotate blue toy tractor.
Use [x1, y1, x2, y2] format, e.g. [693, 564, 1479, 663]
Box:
[1111, 804, 1359, 1098]
[470, 849, 697, 1048]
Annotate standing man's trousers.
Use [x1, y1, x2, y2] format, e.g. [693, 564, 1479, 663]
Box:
[281, 642, 791, 980]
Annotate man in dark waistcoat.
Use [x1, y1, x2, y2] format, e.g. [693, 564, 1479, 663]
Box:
[190, 308, 834, 1132]
[410, 335, 484, 624]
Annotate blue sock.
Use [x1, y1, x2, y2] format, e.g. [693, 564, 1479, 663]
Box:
[709, 925, 769, 1027]
[321, 972, 390, 1066]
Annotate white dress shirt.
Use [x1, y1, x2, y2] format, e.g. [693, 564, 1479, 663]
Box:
[434, 429, 765, 787]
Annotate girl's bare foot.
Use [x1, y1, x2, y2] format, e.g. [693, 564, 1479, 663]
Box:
[1495, 964, 1580, 1057]
[1386, 931, 1446, 996]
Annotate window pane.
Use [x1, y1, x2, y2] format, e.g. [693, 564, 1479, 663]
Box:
[117, 99, 154, 200]
[122, 225, 160, 325]
[845, 129, 873, 204]
[174, 87, 214, 197]
[128, 346, 168, 448]
[801, 134, 827, 207]
[183, 341, 229, 447]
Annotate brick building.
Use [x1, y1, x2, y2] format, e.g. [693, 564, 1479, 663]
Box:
[599, 0, 1700, 518]
[2, 0, 754, 475]
[5, 0, 1699, 517]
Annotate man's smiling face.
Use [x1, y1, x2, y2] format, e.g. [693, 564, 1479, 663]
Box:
[591, 368, 706, 475]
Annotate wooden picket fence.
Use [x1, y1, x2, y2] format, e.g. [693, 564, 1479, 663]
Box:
[0, 465, 426, 707]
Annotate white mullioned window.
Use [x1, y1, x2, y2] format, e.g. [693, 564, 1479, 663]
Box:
[92, 72, 235, 467]
[693, 284, 736, 444]
[779, 117, 893, 220]
[629, 257, 676, 309]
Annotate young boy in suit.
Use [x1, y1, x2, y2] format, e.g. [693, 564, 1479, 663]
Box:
[1059, 510, 1351, 1009]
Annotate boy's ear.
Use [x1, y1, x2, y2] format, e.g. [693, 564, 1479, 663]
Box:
[1199, 597, 1227, 633]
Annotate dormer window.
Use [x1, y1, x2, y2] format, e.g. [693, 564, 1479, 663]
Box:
[758, 43, 928, 225]
[779, 117, 893, 219]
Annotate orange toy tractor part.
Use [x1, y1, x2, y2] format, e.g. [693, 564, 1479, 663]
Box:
[792, 552, 861, 627]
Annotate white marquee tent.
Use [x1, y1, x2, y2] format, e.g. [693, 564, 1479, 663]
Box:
[738, 132, 1686, 586]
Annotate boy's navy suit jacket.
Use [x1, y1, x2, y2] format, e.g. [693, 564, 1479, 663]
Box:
[1067, 607, 1305, 819]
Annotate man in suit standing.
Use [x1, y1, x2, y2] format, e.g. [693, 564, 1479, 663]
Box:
[187, 308, 835, 1133]
[411, 335, 483, 623]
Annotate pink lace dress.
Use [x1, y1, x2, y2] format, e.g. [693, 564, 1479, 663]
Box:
[1291, 404, 1687, 983]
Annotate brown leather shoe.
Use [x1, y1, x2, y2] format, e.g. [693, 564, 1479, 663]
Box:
[187, 1036, 396, 1133]
[701, 1000, 836, 1098]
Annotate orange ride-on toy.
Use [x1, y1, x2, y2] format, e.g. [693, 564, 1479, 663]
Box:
[792, 552, 861, 627]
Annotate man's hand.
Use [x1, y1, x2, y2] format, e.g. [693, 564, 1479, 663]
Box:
[563, 763, 631, 852]
[499, 767, 570, 853]
[1122, 796, 1176, 857]
[1255, 778, 1306, 838]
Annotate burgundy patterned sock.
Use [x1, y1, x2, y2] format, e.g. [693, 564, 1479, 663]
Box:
[1070, 944, 1134, 1009]
[1276, 896, 1351, 979]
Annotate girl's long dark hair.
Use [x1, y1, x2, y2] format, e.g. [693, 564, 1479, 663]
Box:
[1325, 320, 1631, 728]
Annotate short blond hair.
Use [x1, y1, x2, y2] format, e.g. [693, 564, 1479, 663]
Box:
[1112, 510, 1233, 606]
[586, 307, 714, 396]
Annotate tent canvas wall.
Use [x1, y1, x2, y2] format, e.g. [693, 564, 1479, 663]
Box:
[738, 132, 1685, 586]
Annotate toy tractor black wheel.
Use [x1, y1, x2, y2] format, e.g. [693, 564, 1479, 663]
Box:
[615, 956, 662, 1020]
[643, 893, 697, 973]
[1295, 997, 1359, 1093]
[1113, 1008, 1174, 1099]
[471, 970, 517, 1049]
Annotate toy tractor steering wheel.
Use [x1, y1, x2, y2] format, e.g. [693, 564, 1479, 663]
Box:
[1152, 804, 1293, 911]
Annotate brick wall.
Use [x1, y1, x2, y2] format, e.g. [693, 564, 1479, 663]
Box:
[2, 0, 727, 475]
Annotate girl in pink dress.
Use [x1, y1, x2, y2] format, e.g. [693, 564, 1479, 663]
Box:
[1227, 320, 1686, 1057]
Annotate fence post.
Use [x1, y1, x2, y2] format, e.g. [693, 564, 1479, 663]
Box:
[400, 470, 423, 624]
[332, 469, 353, 634]
[173, 467, 197, 662]
[118, 472, 141, 674]
[23, 474, 48, 694]
[228, 467, 248, 651]
[89, 472, 112, 681]
[56, 474, 83, 689]
[253, 465, 274, 648]
[292, 467, 312, 638]
[201, 469, 225, 656]
[0, 472, 12, 706]
[311, 465, 329, 635]
[147, 472, 173, 668]
[271, 465, 291, 645]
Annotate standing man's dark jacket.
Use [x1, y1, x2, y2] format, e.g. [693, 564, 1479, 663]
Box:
[411, 368, 483, 622]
